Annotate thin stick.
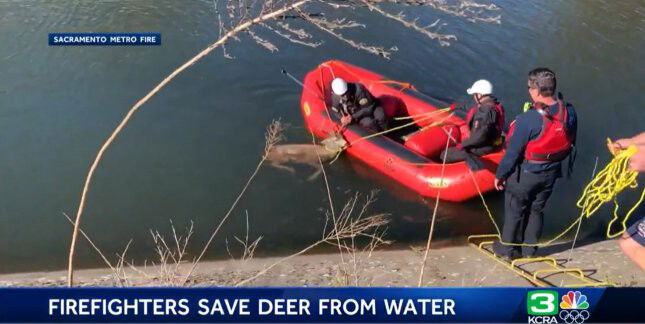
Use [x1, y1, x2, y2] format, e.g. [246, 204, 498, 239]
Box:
[66, 0, 311, 286]
[417, 129, 452, 286]
[62, 212, 114, 271]
[311, 132, 345, 266]
[560, 156, 599, 286]
[234, 239, 321, 286]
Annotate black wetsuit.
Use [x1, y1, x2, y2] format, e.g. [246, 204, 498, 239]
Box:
[331, 83, 387, 132]
[441, 97, 504, 163]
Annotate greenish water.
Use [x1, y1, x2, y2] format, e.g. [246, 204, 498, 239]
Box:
[0, 0, 643, 273]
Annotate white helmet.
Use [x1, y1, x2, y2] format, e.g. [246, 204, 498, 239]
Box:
[466, 79, 493, 96]
[331, 78, 348, 95]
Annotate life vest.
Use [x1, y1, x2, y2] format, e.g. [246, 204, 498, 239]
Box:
[464, 99, 505, 145]
[508, 100, 573, 162]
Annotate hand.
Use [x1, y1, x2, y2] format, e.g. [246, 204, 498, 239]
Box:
[629, 148, 645, 172]
[341, 115, 352, 126]
[607, 140, 619, 156]
[614, 138, 632, 149]
[607, 138, 628, 156]
[494, 178, 506, 191]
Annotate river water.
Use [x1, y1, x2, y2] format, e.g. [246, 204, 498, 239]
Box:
[0, 0, 643, 273]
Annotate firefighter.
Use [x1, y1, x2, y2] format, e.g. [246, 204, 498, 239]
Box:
[492, 68, 578, 260]
[440, 79, 505, 163]
[331, 78, 387, 132]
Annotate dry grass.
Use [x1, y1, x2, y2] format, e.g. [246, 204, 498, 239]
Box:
[227, 211, 263, 263]
[234, 191, 390, 287]
[330, 191, 392, 286]
[180, 120, 285, 285]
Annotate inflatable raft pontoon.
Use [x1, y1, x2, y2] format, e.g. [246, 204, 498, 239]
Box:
[300, 60, 504, 202]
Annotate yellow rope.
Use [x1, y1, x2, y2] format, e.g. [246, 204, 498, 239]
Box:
[577, 145, 639, 217]
[347, 111, 455, 146]
[607, 188, 645, 238]
[470, 143, 641, 247]
[394, 107, 451, 120]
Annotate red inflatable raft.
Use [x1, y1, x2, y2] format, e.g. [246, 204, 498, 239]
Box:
[300, 60, 504, 201]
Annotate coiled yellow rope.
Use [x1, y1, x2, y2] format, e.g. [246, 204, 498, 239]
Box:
[470, 141, 642, 247]
[579, 143, 643, 238]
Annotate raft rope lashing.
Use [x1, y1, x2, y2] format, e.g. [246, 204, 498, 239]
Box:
[394, 107, 452, 120]
[347, 110, 455, 147]
[469, 143, 642, 247]
[324, 112, 439, 164]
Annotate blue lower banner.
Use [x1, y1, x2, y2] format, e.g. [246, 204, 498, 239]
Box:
[0, 287, 641, 322]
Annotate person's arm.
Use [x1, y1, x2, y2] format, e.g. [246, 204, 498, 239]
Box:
[567, 103, 578, 146]
[331, 95, 343, 114]
[616, 132, 645, 147]
[495, 114, 534, 180]
[451, 103, 471, 120]
[607, 131, 645, 155]
[351, 84, 376, 120]
[351, 105, 374, 120]
[461, 108, 498, 149]
[628, 147, 645, 172]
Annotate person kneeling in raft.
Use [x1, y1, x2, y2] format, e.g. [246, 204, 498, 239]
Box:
[440, 79, 505, 163]
[330, 77, 388, 132]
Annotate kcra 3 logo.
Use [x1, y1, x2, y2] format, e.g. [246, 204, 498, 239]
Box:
[527, 290, 590, 324]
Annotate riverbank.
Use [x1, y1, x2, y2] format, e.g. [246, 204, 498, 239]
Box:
[0, 239, 641, 287]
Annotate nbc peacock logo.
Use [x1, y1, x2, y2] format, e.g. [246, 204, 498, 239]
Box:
[559, 291, 589, 310]
[558, 291, 590, 324]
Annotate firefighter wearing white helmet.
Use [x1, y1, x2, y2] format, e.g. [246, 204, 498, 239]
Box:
[467, 79, 493, 96]
[331, 78, 348, 95]
[439, 79, 506, 164]
[330, 77, 387, 132]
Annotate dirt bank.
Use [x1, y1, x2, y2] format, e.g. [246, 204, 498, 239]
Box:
[0, 239, 641, 287]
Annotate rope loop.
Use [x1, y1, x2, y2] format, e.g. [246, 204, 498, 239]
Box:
[470, 142, 642, 247]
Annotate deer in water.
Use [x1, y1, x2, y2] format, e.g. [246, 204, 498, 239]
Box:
[265, 134, 347, 181]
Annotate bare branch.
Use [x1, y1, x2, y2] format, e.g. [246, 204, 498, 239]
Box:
[247, 29, 280, 52]
[386, 0, 502, 24]
[262, 23, 323, 47]
[360, 1, 456, 46]
[298, 8, 395, 59]
[309, 17, 366, 30]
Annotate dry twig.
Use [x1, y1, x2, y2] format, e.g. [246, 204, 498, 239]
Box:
[235, 192, 389, 286]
